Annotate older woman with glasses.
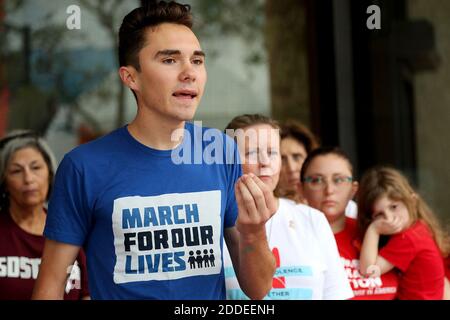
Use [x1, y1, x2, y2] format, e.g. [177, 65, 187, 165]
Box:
[223, 115, 352, 300]
[0, 130, 89, 300]
[300, 146, 399, 299]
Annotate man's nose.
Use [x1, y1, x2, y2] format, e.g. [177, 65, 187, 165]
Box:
[179, 61, 196, 82]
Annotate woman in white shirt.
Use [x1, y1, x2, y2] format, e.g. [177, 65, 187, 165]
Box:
[223, 114, 353, 300]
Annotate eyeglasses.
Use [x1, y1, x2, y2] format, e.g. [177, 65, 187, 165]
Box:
[302, 175, 353, 191]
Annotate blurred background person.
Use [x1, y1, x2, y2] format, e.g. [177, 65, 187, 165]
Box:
[276, 119, 319, 204]
[0, 130, 89, 300]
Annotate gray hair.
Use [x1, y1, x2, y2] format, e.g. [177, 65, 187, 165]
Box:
[0, 130, 56, 212]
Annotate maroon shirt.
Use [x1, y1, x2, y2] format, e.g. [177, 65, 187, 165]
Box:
[0, 212, 89, 300]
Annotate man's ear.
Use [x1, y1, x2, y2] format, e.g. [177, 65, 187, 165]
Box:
[119, 66, 139, 91]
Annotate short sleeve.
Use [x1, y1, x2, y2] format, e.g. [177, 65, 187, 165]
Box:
[223, 136, 242, 229]
[379, 233, 416, 272]
[44, 155, 92, 246]
[315, 212, 354, 300]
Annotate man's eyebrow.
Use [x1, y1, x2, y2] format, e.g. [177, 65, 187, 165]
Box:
[154, 49, 206, 58]
[193, 50, 206, 57]
[155, 49, 181, 58]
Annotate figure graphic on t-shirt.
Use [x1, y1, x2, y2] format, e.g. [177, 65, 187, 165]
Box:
[203, 249, 210, 267]
[271, 247, 285, 288]
[209, 249, 216, 267]
[195, 250, 203, 268]
[65, 260, 81, 294]
[188, 251, 196, 269]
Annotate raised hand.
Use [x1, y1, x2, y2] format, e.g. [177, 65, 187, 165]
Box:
[229, 172, 277, 299]
[234, 173, 277, 241]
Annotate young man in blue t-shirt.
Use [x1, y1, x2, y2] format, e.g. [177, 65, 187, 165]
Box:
[32, 1, 276, 300]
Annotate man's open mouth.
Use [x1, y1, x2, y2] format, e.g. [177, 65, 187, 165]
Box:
[173, 90, 198, 99]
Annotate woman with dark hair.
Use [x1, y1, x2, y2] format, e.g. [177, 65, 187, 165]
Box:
[0, 130, 89, 300]
[276, 120, 319, 203]
[277, 121, 357, 218]
[300, 147, 399, 299]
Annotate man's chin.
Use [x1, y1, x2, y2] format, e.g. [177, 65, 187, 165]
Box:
[175, 106, 199, 121]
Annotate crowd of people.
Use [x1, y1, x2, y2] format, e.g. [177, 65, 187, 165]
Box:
[0, 0, 449, 300]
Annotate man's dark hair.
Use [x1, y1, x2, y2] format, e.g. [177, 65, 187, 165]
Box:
[119, 1, 193, 71]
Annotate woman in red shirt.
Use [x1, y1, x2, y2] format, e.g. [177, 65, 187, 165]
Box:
[300, 146, 399, 299]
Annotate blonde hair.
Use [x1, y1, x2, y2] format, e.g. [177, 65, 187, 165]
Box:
[357, 166, 450, 257]
[225, 114, 280, 133]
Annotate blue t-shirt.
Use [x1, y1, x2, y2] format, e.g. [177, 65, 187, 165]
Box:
[44, 122, 242, 299]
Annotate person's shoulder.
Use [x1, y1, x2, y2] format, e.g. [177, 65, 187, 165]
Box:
[403, 220, 434, 241]
[280, 198, 328, 226]
[186, 122, 239, 168]
[64, 127, 126, 164]
[187, 121, 236, 146]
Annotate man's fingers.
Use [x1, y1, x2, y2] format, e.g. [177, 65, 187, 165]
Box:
[241, 175, 265, 214]
[235, 182, 246, 212]
[236, 176, 259, 221]
[249, 174, 277, 215]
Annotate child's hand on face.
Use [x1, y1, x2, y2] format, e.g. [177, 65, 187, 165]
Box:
[372, 215, 405, 235]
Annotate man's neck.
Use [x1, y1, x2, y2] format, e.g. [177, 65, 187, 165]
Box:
[128, 108, 186, 150]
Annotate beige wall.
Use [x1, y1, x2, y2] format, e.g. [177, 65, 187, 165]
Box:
[409, 0, 450, 223]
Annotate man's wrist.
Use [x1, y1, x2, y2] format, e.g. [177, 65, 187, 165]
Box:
[239, 228, 268, 244]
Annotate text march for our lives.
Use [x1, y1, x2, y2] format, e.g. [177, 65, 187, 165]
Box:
[112, 190, 222, 284]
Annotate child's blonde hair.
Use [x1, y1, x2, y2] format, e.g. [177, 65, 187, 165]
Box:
[357, 166, 450, 257]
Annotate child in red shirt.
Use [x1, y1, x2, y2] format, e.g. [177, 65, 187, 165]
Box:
[357, 166, 450, 300]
